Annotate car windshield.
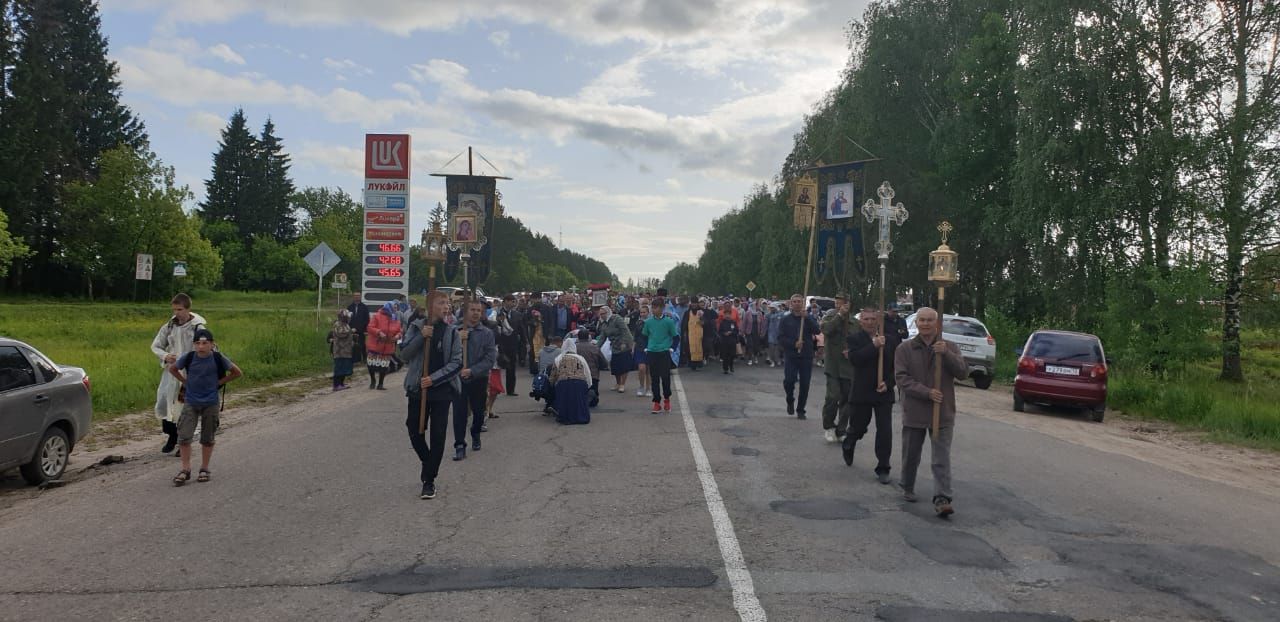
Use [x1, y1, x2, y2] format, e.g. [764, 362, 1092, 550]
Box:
[812, 299, 835, 311]
[943, 318, 988, 338]
[1026, 333, 1103, 362]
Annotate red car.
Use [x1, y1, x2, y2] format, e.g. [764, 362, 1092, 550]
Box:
[1013, 330, 1110, 422]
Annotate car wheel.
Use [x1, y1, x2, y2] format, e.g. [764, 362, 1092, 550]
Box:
[1090, 404, 1106, 423]
[973, 374, 993, 390]
[1013, 392, 1025, 412]
[20, 427, 70, 486]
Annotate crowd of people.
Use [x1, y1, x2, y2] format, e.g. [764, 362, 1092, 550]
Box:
[153, 287, 966, 517]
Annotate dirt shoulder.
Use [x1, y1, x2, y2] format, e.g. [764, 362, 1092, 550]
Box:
[958, 381, 1280, 500]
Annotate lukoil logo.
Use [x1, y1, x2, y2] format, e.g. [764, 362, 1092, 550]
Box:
[371, 140, 402, 172]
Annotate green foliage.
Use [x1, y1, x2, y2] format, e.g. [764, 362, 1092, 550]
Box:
[0, 297, 330, 418]
[293, 187, 362, 283]
[1099, 265, 1218, 376]
[0, 211, 30, 278]
[0, 0, 146, 293]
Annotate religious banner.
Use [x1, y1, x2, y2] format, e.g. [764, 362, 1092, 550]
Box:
[442, 175, 497, 285]
[812, 160, 871, 284]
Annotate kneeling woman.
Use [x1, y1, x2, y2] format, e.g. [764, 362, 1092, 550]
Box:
[549, 340, 592, 425]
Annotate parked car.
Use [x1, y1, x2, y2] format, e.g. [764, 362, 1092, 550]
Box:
[0, 338, 93, 485]
[805, 296, 836, 313]
[435, 286, 489, 301]
[906, 313, 997, 389]
[1013, 330, 1109, 421]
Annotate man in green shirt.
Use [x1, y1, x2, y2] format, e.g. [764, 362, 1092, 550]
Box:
[642, 300, 679, 414]
[820, 293, 857, 443]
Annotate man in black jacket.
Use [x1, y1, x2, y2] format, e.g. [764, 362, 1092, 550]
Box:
[346, 292, 371, 364]
[843, 306, 900, 482]
[496, 295, 521, 396]
[777, 294, 820, 419]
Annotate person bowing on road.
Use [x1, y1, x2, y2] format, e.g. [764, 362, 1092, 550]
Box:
[893, 307, 968, 517]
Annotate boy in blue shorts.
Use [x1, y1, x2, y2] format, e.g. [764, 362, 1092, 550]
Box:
[168, 328, 242, 485]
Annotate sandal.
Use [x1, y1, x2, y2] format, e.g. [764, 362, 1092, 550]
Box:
[173, 470, 190, 486]
[197, 469, 211, 483]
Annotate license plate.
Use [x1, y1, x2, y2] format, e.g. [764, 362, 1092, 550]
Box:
[958, 344, 976, 352]
[1045, 365, 1079, 376]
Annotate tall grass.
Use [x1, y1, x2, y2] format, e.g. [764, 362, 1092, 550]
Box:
[0, 294, 340, 420]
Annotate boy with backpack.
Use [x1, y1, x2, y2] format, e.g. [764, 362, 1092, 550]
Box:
[168, 328, 242, 486]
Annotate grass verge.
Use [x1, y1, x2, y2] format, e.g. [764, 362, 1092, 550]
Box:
[0, 290, 339, 421]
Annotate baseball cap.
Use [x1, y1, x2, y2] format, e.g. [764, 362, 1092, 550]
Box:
[192, 328, 214, 343]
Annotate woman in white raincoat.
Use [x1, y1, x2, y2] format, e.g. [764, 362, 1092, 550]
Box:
[150, 293, 208, 454]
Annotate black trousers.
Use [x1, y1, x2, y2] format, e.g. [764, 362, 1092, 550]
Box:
[849, 400, 894, 474]
[405, 393, 450, 483]
[720, 341, 736, 372]
[505, 365, 517, 395]
[783, 355, 814, 413]
[452, 380, 487, 448]
[648, 351, 673, 400]
[352, 332, 366, 363]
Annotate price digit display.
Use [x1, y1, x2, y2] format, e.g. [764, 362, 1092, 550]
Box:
[366, 267, 404, 277]
[365, 242, 405, 253]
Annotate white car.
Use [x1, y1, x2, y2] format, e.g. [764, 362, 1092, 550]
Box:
[905, 313, 997, 389]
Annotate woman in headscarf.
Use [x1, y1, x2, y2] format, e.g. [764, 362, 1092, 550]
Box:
[630, 303, 651, 397]
[328, 309, 355, 391]
[548, 336, 591, 425]
[365, 301, 402, 390]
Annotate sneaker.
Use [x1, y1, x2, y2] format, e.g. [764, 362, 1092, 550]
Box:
[663, 398, 672, 412]
[636, 388, 645, 397]
[452, 446, 466, 461]
[644, 389, 652, 397]
[472, 436, 481, 451]
[876, 471, 892, 485]
[420, 482, 436, 499]
[617, 386, 626, 393]
[901, 486, 917, 503]
[796, 411, 807, 420]
[823, 429, 837, 443]
[934, 497, 954, 517]
[651, 402, 662, 414]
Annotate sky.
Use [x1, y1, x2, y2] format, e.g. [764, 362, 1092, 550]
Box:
[99, 0, 869, 283]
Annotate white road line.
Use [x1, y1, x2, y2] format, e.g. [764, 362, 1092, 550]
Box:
[672, 371, 767, 622]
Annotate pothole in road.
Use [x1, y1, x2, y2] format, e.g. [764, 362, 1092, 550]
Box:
[770, 497, 871, 520]
[902, 529, 1009, 569]
[705, 404, 747, 419]
[731, 447, 760, 456]
[720, 426, 758, 438]
[355, 565, 718, 594]
[876, 605, 1073, 621]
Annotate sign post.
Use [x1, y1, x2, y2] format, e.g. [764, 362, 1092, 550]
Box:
[304, 242, 341, 315]
[134, 253, 153, 302]
[362, 134, 411, 307]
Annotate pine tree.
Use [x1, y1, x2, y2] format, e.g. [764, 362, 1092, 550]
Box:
[200, 109, 258, 233]
[0, 0, 146, 291]
[256, 118, 296, 242]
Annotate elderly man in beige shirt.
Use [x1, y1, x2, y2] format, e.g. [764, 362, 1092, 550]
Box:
[893, 307, 969, 517]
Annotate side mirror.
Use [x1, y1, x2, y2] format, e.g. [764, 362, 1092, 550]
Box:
[1105, 357, 1114, 366]
[1013, 347, 1023, 356]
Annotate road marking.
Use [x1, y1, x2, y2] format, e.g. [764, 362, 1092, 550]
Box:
[672, 371, 767, 622]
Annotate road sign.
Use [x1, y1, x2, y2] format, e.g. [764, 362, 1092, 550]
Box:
[362, 133, 411, 306]
[303, 242, 341, 277]
[746, 281, 756, 292]
[173, 261, 187, 277]
[334, 272, 348, 284]
[135, 254, 153, 281]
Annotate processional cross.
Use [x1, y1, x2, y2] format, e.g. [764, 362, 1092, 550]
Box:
[861, 181, 909, 389]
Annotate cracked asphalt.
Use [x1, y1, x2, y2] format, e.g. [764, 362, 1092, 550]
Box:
[1, 364, 1278, 621]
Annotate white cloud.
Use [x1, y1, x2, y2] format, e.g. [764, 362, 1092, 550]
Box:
[323, 57, 374, 80]
[488, 29, 519, 59]
[207, 42, 245, 65]
[185, 110, 227, 138]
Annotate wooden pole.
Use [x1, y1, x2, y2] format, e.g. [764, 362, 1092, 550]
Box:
[798, 208, 817, 352]
[932, 285, 945, 438]
[418, 321, 432, 434]
[877, 261, 886, 387]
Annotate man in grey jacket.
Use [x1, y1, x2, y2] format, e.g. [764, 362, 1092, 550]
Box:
[401, 292, 463, 500]
[452, 299, 497, 461]
[893, 307, 968, 517]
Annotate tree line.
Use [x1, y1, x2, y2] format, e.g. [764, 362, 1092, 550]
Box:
[667, 0, 1280, 381]
[0, 0, 615, 300]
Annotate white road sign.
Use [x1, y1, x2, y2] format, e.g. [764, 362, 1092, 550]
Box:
[303, 242, 341, 277]
[135, 253, 153, 281]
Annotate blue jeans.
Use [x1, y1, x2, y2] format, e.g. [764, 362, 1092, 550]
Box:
[783, 355, 814, 414]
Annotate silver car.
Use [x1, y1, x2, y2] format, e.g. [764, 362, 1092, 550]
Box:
[0, 337, 93, 485]
[906, 313, 998, 389]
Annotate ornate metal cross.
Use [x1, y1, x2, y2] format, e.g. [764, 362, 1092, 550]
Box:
[861, 181, 909, 260]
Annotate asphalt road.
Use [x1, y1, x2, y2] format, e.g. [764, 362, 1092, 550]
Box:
[1, 362, 1277, 621]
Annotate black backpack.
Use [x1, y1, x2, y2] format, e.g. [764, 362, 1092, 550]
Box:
[177, 351, 229, 412]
